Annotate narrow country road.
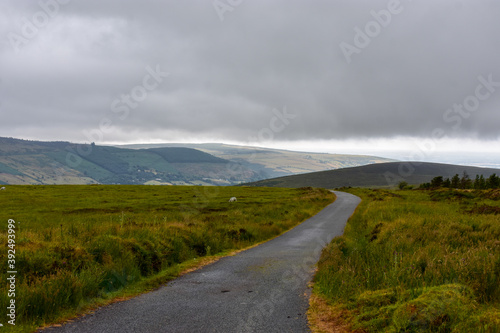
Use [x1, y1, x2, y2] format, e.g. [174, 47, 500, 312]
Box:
[42, 191, 361, 333]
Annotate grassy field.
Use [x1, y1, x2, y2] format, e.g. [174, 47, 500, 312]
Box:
[311, 188, 500, 332]
[0, 185, 335, 332]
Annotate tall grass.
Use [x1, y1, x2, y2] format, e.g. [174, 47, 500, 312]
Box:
[0, 185, 335, 331]
[313, 188, 500, 332]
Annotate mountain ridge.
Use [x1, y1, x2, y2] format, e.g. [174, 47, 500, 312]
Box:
[118, 142, 397, 179]
[0, 137, 256, 185]
[243, 161, 500, 188]
[0, 137, 395, 185]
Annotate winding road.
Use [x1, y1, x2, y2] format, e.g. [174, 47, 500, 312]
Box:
[42, 191, 360, 333]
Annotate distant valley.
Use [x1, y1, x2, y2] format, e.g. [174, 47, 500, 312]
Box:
[119, 143, 397, 179]
[0, 138, 395, 185]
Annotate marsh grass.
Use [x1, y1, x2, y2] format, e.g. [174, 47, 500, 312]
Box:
[313, 188, 500, 332]
[0, 185, 334, 331]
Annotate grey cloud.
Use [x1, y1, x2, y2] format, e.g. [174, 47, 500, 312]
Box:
[0, 0, 499, 144]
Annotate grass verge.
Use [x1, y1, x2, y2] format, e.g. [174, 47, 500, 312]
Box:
[311, 188, 500, 332]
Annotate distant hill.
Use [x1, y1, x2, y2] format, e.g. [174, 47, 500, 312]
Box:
[118, 143, 396, 179]
[0, 137, 258, 185]
[243, 162, 500, 189]
[0, 138, 398, 185]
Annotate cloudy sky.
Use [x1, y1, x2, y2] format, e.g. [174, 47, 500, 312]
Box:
[1, 0, 499, 163]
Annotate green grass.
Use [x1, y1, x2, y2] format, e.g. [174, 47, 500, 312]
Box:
[114, 151, 178, 173]
[0, 162, 24, 176]
[313, 188, 500, 332]
[0, 185, 335, 332]
[47, 151, 114, 181]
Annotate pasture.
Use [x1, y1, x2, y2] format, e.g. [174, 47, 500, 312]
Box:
[0, 185, 335, 331]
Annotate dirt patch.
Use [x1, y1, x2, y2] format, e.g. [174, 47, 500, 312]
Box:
[308, 293, 360, 333]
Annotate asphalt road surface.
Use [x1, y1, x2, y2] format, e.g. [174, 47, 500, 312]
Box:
[42, 191, 361, 333]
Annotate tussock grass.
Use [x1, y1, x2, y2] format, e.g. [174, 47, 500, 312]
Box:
[313, 188, 500, 332]
[0, 185, 334, 331]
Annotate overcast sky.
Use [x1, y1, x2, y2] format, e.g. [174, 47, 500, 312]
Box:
[1, 0, 499, 160]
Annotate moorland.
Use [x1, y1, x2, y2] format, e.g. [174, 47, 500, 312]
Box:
[246, 161, 500, 189]
[0, 185, 335, 331]
[1, 140, 499, 332]
[310, 187, 500, 332]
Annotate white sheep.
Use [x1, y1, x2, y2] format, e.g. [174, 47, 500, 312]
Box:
[228, 197, 237, 202]
[0, 187, 5, 190]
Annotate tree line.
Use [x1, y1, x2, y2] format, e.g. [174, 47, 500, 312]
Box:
[419, 172, 500, 189]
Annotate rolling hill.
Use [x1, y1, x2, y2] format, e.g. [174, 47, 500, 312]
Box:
[0, 137, 259, 185]
[0, 138, 396, 185]
[118, 143, 396, 179]
[243, 161, 500, 188]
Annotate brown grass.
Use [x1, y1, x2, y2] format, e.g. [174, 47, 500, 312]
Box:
[308, 291, 359, 333]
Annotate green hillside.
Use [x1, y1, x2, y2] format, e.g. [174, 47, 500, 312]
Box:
[119, 143, 397, 179]
[244, 162, 500, 188]
[0, 138, 259, 185]
[148, 147, 226, 163]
